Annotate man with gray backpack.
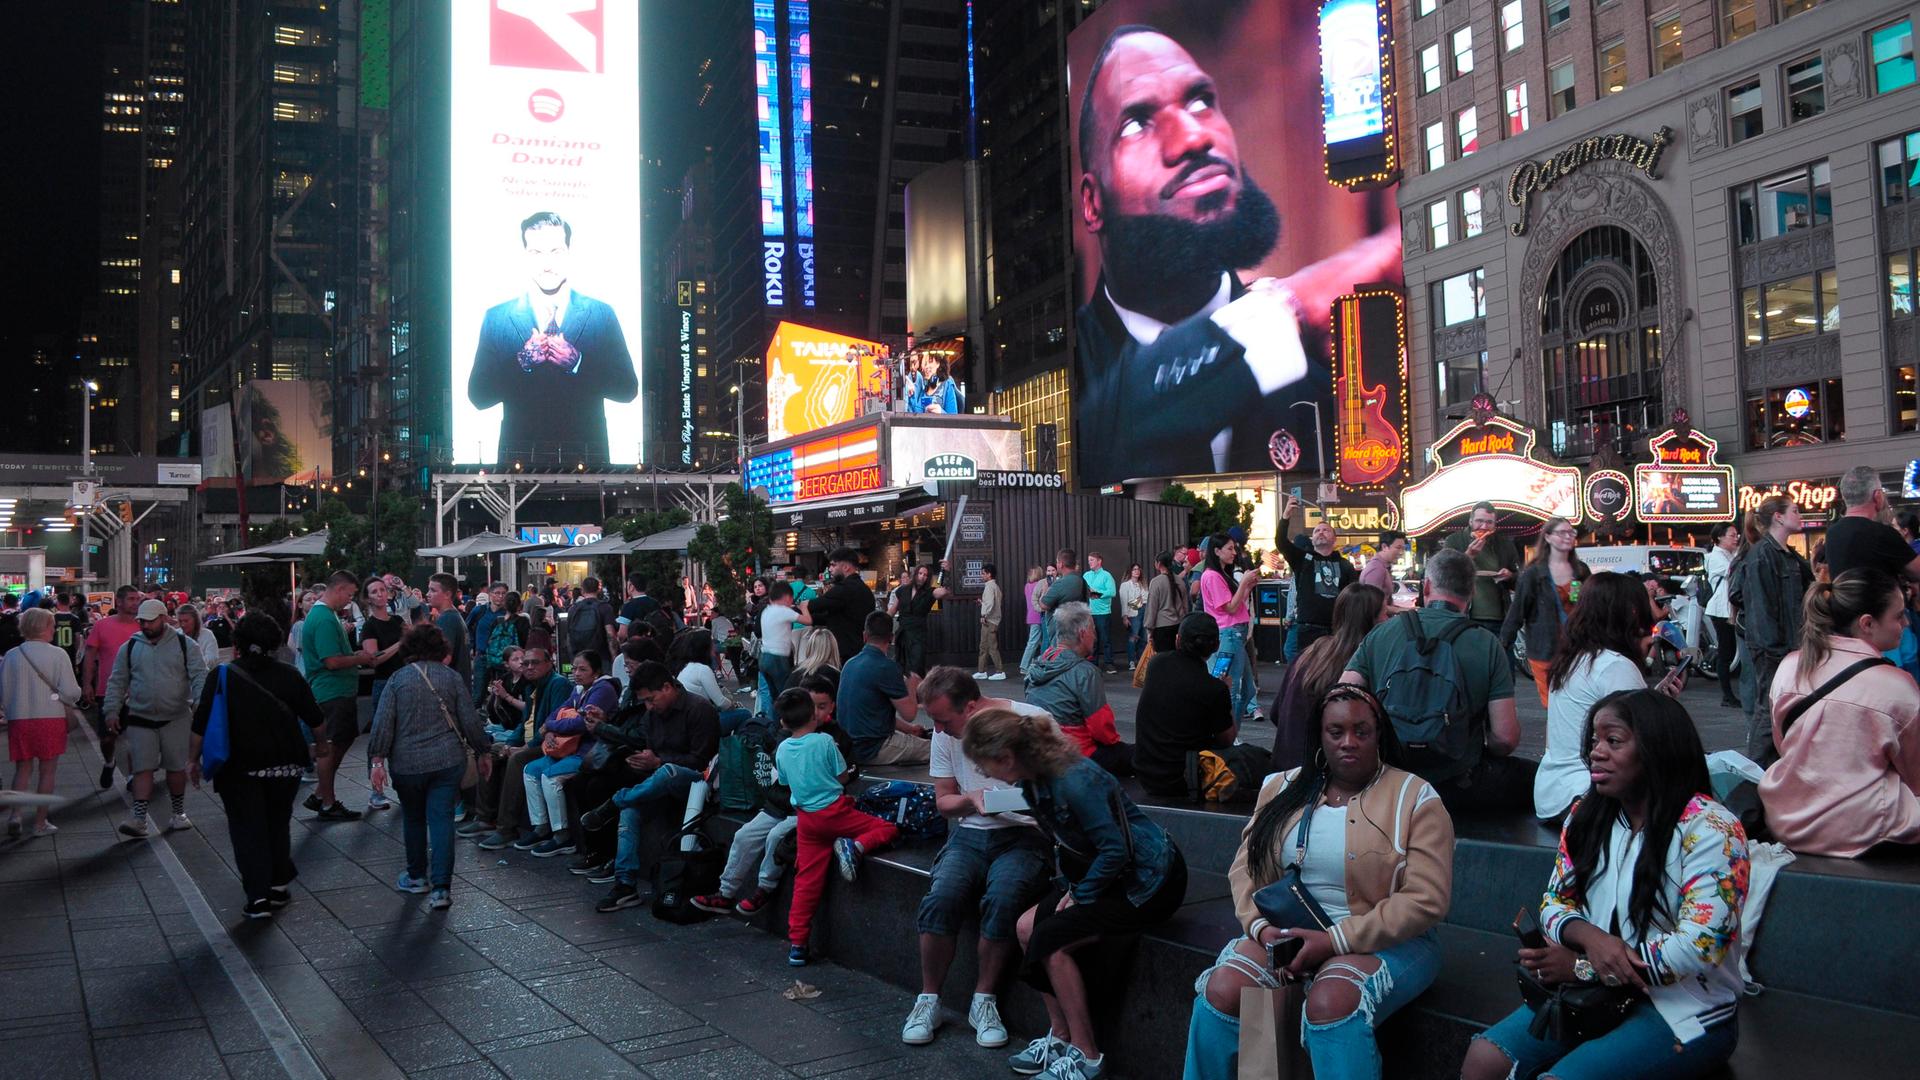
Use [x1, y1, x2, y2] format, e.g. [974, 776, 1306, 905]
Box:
[1339, 547, 1534, 812]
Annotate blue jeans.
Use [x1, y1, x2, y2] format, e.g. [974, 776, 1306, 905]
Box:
[1283, 623, 1303, 663]
[392, 761, 465, 889]
[522, 753, 583, 830]
[1477, 1000, 1738, 1080]
[1183, 930, 1440, 1080]
[1019, 624, 1044, 676]
[1210, 625, 1256, 726]
[717, 707, 752, 736]
[1127, 612, 1146, 663]
[758, 652, 791, 720]
[1093, 612, 1114, 666]
[915, 826, 1052, 941]
[612, 763, 701, 885]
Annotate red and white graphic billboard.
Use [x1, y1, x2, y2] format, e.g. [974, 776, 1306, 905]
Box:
[451, 1, 644, 466]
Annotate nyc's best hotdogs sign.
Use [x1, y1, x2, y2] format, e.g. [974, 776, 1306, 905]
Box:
[1403, 397, 1582, 535]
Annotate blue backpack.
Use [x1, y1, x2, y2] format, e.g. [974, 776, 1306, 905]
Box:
[854, 780, 947, 842]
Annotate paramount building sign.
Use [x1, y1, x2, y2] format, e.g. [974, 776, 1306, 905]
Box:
[1507, 127, 1671, 236]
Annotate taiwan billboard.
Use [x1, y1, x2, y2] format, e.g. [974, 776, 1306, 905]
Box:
[1067, 0, 1403, 488]
[450, 1, 643, 467]
[764, 322, 891, 442]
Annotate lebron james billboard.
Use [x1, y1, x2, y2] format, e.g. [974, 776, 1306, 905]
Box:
[1067, 0, 1404, 488]
[451, 1, 643, 466]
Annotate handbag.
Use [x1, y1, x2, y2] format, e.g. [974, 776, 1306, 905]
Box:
[542, 730, 583, 759]
[1513, 913, 1637, 1045]
[200, 665, 231, 779]
[17, 646, 87, 729]
[414, 664, 479, 788]
[1250, 782, 1336, 933]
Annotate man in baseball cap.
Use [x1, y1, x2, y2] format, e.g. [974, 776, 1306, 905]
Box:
[102, 598, 207, 837]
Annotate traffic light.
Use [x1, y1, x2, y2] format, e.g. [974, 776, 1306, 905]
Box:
[118, 502, 134, 524]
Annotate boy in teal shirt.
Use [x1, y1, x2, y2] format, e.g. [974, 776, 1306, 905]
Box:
[775, 687, 898, 966]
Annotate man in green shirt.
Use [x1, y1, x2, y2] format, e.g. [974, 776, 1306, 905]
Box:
[1441, 501, 1523, 636]
[303, 570, 376, 820]
[1082, 552, 1118, 673]
[1339, 547, 1531, 812]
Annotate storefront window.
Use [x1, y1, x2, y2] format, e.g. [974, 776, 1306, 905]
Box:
[1895, 366, 1918, 433]
[1875, 20, 1916, 95]
[1746, 379, 1846, 449]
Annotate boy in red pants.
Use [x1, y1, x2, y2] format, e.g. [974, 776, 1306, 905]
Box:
[775, 686, 897, 965]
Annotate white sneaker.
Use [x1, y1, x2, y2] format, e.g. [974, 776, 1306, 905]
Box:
[118, 817, 151, 838]
[969, 993, 1008, 1047]
[167, 813, 193, 832]
[986, 672, 1007, 681]
[901, 992, 942, 1045]
[971, 671, 990, 679]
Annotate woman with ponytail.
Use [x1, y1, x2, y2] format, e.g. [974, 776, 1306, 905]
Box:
[1183, 685, 1453, 1080]
[964, 707, 1185, 1080]
[1727, 495, 1814, 760]
[1758, 569, 1920, 856]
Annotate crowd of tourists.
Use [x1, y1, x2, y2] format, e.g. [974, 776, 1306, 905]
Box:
[2, 462, 1916, 1080]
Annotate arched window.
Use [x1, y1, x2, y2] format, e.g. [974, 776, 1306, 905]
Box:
[1539, 226, 1662, 458]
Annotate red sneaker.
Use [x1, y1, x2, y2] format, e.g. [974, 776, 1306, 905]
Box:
[689, 893, 737, 914]
[736, 888, 773, 916]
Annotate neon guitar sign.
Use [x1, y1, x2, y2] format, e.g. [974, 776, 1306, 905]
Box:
[1333, 289, 1408, 489]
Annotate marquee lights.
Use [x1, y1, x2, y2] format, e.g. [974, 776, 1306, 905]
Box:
[1332, 288, 1409, 490]
[1402, 409, 1582, 535]
[1633, 427, 1735, 524]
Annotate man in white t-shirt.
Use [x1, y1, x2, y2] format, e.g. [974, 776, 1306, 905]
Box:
[900, 666, 1054, 1051]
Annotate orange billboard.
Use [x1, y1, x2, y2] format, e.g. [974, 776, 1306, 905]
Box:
[764, 322, 891, 442]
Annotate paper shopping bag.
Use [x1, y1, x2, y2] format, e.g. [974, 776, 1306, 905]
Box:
[1238, 982, 1303, 1080]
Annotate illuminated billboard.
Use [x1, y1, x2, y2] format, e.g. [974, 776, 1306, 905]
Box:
[790, 0, 815, 307]
[1331, 288, 1407, 490]
[1318, 0, 1398, 188]
[1633, 428, 1735, 524]
[747, 422, 883, 504]
[1402, 408, 1581, 535]
[764, 322, 891, 441]
[1067, 0, 1403, 489]
[233, 381, 334, 486]
[451, 0, 643, 466]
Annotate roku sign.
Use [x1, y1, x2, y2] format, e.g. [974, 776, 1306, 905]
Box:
[764, 241, 786, 306]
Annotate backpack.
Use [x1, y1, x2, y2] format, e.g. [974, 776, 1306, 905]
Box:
[0, 611, 20, 657]
[1185, 744, 1272, 803]
[714, 719, 779, 815]
[1375, 611, 1480, 782]
[568, 597, 607, 657]
[854, 780, 948, 842]
[649, 819, 725, 924]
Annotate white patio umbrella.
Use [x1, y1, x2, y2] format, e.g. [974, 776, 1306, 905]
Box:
[199, 530, 332, 595]
[417, 530, 544, 583]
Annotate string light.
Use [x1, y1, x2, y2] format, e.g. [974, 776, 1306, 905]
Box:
[1331, 287, 1409, 492]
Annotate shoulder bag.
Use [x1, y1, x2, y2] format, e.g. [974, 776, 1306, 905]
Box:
[15, 646, 87, 729]
[1514, 910, 1637, 1045]
[413, 663, 479, 788]
[1724, 655, 1893, 838]
[1250, 781, 1336, 933]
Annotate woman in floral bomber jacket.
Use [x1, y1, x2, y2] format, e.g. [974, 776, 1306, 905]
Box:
[1465, 689, 1749, 1080]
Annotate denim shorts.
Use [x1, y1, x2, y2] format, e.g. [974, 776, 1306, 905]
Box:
[914, 825, 1052, 941]
[1476, 1000, 1737, 1080]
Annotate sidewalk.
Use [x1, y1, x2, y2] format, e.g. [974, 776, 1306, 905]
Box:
[0, 721, 1017, 1080]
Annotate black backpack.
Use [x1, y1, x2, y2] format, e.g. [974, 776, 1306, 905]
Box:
[1376, 612, 1481, 783]
[568, 597, 607, 656]
[0, 611, 20, 657]
[650, 818, 725, 924]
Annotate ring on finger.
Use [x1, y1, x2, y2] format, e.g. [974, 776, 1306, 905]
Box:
[1601, 973, 1623, 988]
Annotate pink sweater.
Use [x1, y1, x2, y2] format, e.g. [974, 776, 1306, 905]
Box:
[1759, 637, 1920, 857]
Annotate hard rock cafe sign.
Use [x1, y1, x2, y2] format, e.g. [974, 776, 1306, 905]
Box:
[1507, 127, 1671, 236]
[1401, 395, 1582, 535]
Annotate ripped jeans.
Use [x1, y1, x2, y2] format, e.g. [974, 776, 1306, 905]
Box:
[1182, 930, 1440, 1080]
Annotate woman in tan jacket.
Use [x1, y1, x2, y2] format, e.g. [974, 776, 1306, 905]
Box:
[1182, 684, 1454, 1080]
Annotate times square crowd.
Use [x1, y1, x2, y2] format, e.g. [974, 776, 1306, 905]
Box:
[0, 464, 1915, 1080]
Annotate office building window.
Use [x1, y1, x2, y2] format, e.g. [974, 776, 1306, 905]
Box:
[1421, 44, 1442, 94]
[1437, 353, 1487, 418]
[1505, 81, 1531, 134]
[1722, 0, 1757, 44]
[1874, 20, 1916, 94]
[1732, 161, 1831, 244]
[1785, 55, 1825, 122]
[1889, 251, 1913, 318]
[1651, 13, 1684, 73]
[1598, 39, 1627, 95]
[1462, 187, 1485, 238]
[1425, 121, 1446, 171]
[1895, 366, 1918, 433]
[1745, 379, 1844, 449]
[1877, 131, 1920, 204]
[1546, 0, 1571, 31]
[1433, 268, 1488, 327]
[1429, 200, 1452, 249]
[1501, 1, 1525, 51]
[1780, 0, 1821, 20]
[1452, 27, 1474, 77]
[1727, 79, 1763, 144]
[1456, 106, 1479, 157]
[1740, 272, 1837, 345]
[1417, 0, 1437, 16]
[1548, 62, 1576, 118]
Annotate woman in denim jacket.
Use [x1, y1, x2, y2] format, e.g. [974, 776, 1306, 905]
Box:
[1728, 496, 1814, 760]
[964, 707, 1186, 1080]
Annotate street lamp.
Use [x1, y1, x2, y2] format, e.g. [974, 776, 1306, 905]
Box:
[80, 380, 99, 586]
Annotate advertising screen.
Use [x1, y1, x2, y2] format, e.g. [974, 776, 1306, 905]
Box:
[747, 422, 882, 504]
[1319, 0, 1396, 187]
[764, 322, 891, 441]
[1067, 0, 1403, 489]
[234, 381, 333, 486]
[450, 1, 643, 466]
[1331, 289, 1407, 490]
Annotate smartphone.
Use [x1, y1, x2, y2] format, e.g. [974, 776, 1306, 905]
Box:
[1513, 906, 1548, 950]
[1209, 655, 1231, 679]
[1265, 935, 1306, 969]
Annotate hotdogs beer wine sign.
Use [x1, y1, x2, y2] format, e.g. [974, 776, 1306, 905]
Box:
[1402, 395, 1582, 535]
[1633, 418, 1735, 524]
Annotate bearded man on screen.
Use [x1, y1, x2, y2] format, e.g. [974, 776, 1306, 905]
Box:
[1072, 25, 1400, 487]
[468, 211, 639, 465]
